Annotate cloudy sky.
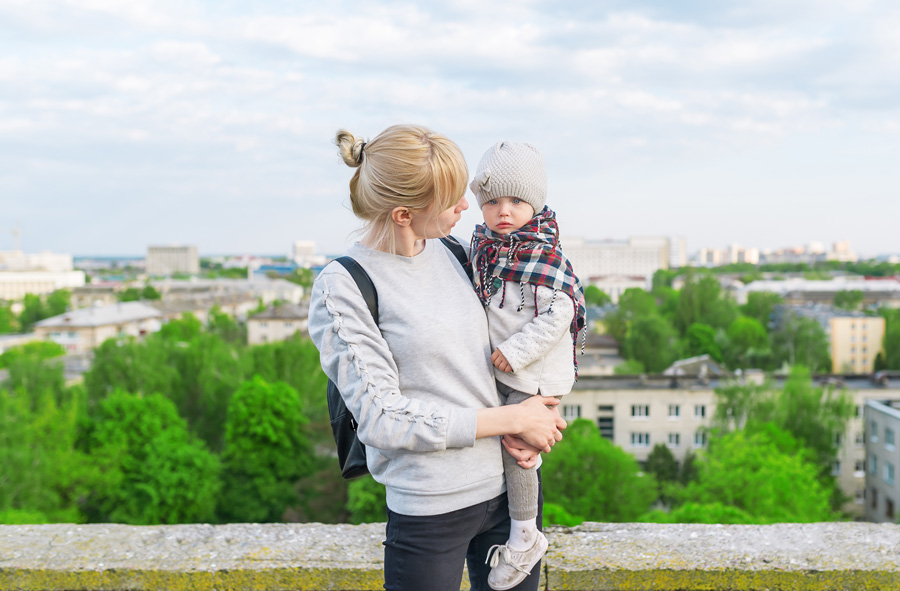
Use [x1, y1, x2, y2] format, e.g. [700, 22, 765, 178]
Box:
[2, 0, 899, 258]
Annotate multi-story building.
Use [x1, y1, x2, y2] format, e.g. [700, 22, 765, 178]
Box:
[292, 241, 327, 268]
[146, 245, 199, 276]
[33, 302, 163, 354]
[0, 270, 86, 300]
[735, 278, 900, 308]
[564, 373, 900, 518]
[246, 304, 309, 345]
[588, 275, 648, 304]
[564, 236, 669, 280]
[0, 250, 74, 272]
[150, 277, 304, 307]
[864, 399, 900, 523]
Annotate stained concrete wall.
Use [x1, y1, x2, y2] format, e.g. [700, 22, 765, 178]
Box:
[1, 522, 899, 590]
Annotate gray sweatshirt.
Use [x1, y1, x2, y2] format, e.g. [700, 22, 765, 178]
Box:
[307, 239, 505, 516]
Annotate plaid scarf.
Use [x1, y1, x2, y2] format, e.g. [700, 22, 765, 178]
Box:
[471, 206, 586, 373]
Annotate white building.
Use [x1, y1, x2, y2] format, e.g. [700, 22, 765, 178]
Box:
[0, 250, 74, 272]
[292, 240, 327, 268]
[247, 304, 309, 345]
[34, 302, 163, 354]
[150, 277, 304, 307]
[147, 245, 199, 276]
[865, 399, 900, 523]
[588, 275, 648, 304]
[564, 236, 669, 280]
[0, 270, 86, 300]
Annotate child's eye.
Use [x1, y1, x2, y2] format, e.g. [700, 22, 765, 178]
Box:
[488, 199, 498, 205]
[512, 198, 521, 204]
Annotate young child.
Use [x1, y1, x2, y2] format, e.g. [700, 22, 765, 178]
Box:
[469, 141, 585, 590]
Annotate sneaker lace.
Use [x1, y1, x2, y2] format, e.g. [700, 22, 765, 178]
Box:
[484, 544, 532, 574]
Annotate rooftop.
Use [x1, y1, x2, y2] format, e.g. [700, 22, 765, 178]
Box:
[35, 302, 162, 329]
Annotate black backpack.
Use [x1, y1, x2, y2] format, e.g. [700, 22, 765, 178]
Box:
[327, 236, 472, 479]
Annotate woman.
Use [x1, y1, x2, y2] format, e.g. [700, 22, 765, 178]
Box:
[308, 124, 566, 591]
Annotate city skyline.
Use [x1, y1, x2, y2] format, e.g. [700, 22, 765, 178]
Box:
[3, 1, 900, 257]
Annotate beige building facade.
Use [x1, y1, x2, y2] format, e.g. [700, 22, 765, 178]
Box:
[864, 399, 900, 523]
[146, 245, 199, 276]
[830, 316, 885, 374]
[34, 302, 163, 354]
[247, 304, 308, 345]
[0, 270, 86, 300]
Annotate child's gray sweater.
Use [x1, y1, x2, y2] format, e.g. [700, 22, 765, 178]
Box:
[308, 239, 505, 517]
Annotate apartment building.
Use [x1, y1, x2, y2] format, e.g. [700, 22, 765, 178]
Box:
[146, 245, 199, 276]
[247, 304, 308, 345]
[33, 302, 162, 354]
[564, 373, 900, 518]
[864, 399, 900, 523]
[0, 270, 86, 300]
[564, 236, 670, 280]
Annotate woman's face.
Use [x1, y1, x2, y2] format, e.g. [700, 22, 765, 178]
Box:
[413, 192, 469, 239]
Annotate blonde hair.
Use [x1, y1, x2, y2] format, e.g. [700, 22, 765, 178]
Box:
[335, 124, 468, 254]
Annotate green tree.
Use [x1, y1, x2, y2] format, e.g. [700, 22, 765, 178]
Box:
[1, 347, 68, 409]
[18, 294, 46, 332]
[644, 443, 679, 504]
[347, 476, 387, 524]
[771, 314, 832, 373]
[0, 340, 65, 369]
[117, 287, 142, 302]
[141, 285, 162, 300]
[712, 366, 853, 509]
[651, 269, 678, 291]
[542, 419, 657, 522]
[602, 288, 658, 343]
[724, 316, 769, 369]
[45, 289, 71, 316]
[614, 359, 646, 375]
[881, 309, 900, 369]
[740, 292, 783, 329]
[218, 376, 313, 523]
[833, 290, 865, 311]
[79, 390, 221, 524]
[623, 315, 680, 373]
[157, 313, 203, 342]
[683, 323, 723, 363]
[207, 306, 245, 344]
[675, 272, 738, 334]
[286, 268, 314, 289]
[0, 302, 17, 333]
[663, 428, 834, 523]
[584, 285, 612, 307]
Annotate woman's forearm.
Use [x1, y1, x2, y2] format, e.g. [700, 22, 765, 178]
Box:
[475, 397, 565, 453]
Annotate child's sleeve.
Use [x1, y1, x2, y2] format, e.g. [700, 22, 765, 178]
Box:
[496, 284, 575, 373]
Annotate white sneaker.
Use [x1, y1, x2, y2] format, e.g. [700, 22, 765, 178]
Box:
[485, 531, 548, 590]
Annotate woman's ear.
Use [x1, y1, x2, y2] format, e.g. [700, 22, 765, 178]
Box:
[391, 206, 413, 226]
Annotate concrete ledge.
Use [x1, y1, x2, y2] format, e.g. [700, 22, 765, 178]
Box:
[1, 522, 899, 590]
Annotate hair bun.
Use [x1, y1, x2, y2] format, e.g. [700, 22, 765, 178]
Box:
[335, 129, 365, 168]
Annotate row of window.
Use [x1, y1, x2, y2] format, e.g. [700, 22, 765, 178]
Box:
[869, 488, 895, 521]
[630, 404, 707, 419]
[868, 455, 896, 485]
[869, 421, 896, 451]
[631, 431, 707, 448]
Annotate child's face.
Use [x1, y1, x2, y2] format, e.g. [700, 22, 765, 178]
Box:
[481, 196, 535, 235]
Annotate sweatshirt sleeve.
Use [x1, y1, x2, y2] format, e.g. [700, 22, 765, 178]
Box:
[496, 284, 575, 373]
[308, 266, 477, 452]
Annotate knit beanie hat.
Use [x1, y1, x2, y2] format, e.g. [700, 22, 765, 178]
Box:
[470, 141, 547, 213]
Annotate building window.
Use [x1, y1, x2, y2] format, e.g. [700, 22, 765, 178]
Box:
[834, 432, 843, 446]
[667, 433, 680, 448]
[694, 405, 706, 419]
[668, 404, 680, 418]
[562, 405, 582, 421]
[887, 499, 895, 521]
[631, 405, 650, 418]
[855, 405, 862, 418]
[886, 428, 895, 451]
[855, 432, 865, 447]
[285, 322, 293, 328]
[832, 461, 841, 476]
[871, 421, 879, 443]
[597, 416, 614, 441]
[855, 460, 866, 476]
[694, 431, 707, 448]
[871, 487, 878, 510]
[631, 432, 650, 447]
[854, 488, 865, 505]
[870, 455, 878, 475]
[885, 462, 895, 486]
[260, 322, 268, 328]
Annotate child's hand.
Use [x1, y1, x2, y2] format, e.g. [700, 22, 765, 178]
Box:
[502, 434, 541, 469]
[491, 349, 513, 373]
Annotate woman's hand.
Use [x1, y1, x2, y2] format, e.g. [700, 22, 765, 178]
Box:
[514, 396, 566, 453]
[502, 434, 541, 469]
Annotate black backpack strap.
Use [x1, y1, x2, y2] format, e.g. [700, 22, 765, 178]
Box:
[440, 236, 473, 281]
[333, 256, 379, 325]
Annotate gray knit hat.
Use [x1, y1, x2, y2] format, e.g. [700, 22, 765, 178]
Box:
[470, 141, 546, 213]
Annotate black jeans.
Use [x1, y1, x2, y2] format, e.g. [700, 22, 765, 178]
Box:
[383, 470, 543, 591]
